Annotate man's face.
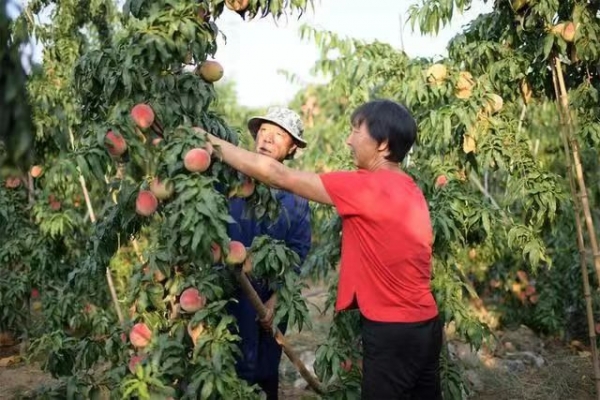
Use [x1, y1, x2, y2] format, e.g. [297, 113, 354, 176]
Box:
[254, 122, 297, 162]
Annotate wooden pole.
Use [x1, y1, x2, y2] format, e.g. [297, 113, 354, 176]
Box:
[232, 266, 327, 395]
[554, 58, 600, 285]
[551, 57, 600, 399]
[69, 128, 124, 326]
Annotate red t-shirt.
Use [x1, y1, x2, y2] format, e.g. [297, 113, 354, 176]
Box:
[319, 169, 438, 323]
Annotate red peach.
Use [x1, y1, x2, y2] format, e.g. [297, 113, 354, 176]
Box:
[435, 175, 448, 188]
[183, 148, 211, 173]
[129, 322, 152, 348]
[130, 103, 155, 129]
[149, 178, 174, 201]
[225, 241, 247, 266]
[128, 354, 145, 374]
[105, 130, 127, 157]
[179, 288, 206, 313]
[30, 165, 43, 178]
[136, 190, 158, 216]
[5, 177, 21, 188]
[236, 179, 255, 198]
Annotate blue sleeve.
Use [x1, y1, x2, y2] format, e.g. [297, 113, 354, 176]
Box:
[285, 197, 312, 275]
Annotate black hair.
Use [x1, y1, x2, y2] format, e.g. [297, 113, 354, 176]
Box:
[350, 99, 417, 163]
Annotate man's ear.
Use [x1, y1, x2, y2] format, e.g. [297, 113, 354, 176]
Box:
[287, 143, 298, 156]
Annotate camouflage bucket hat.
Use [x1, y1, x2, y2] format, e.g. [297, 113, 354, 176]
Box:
[247, 107, 307, 148]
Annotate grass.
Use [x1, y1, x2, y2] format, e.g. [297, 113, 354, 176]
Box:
[476, 345, 596, 400]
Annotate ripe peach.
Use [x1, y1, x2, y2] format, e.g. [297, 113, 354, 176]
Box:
[225, 0, 249, 11]
[136, 190, 158, 216]
[197, 60, 224, 83]
[225, 241, 247, 266]
[485, 94, 504, 114]
[426, 63, 447, 86]
[183, 148, 211, 173]
[525, 284, 536, 296]
[562, 21, 576, 42]
[179, 287, 206, 312]
[149, 178, 174, 201]
[130, 104, 155, 129]
[236, 179, 255, 198]
[30, 165, 43, 178]
[49, 194, 62, 211]
[4, 177, 21, 189]
[341, 359, 352, 372]
[129, 322, 152, 348]
[456, 71, 474, 91]
[468, 248, 477, 260]
[105, 130, 127, 157]
[435, 175, 448, 188]
[128, 354, 145, 374]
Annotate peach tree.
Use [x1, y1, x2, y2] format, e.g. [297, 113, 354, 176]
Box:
[281, 0, 600, 397]
[4, 0, 318, 399]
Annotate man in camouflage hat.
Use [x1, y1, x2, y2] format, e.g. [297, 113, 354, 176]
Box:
[226, 107, 311, 399]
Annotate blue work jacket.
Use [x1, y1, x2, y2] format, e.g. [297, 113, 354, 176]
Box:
[226, 188, 311, 382]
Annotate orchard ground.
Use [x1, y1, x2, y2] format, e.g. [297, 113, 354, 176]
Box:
[0, 281, 596, 400]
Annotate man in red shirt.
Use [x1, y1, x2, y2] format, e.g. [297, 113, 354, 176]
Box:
[207, 99, 442, 399]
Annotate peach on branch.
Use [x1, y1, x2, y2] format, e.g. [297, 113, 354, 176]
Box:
[136, 190, 158, 216]
[434, 175, 448, 188]
[179, 288, 207, 312]
[225, 241, 247, 266]
[130, 103, 155, 130]
[105, 130, 127, 157]
[225, 0, 249, 11]
[49, 194, 62, 211]
[197, 60, 224, 83]
[183, 148, 211, 173]
[233, 178, 255, 198]
[30, 165, 43, 178]
[484, 94, 504, 114]
[562, 22, 577, 42]
[455, 71, 474, 99]
[129, 322, 152, 348]
[426, 63, 447, 86]
[468, 248, 477, 260]
[4, 177, 21, 189]
[128, 355, 146, 374]
[150, 178, 174, 201]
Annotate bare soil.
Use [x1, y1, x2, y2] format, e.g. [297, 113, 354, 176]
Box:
[0, 286, 597, 399]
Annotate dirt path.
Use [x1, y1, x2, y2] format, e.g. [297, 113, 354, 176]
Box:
[0, 287, 597, 399]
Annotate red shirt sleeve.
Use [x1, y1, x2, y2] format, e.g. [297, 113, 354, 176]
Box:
[319, 171, 368, 217]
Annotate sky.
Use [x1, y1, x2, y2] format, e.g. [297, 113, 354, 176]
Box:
[212, 0, 492, 108]
[13, 0, 493, 109]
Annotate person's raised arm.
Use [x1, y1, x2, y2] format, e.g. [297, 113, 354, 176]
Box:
[207, 134, 333, 206]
